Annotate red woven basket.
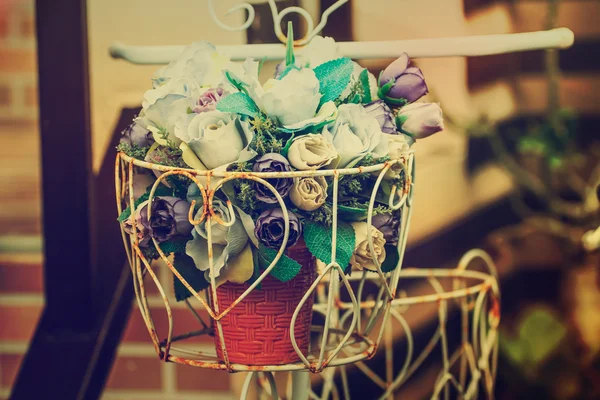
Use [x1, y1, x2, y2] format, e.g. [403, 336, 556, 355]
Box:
[212, 241, 317, 365]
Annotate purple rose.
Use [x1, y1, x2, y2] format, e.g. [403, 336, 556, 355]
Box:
[120, 122, 154, 147]
[193, 87, 226, 113]
[138, 196, 193, 243]
[372, 212, 400, 247]
[379, 53, 428, 104]
[364, 100, 397, 134]
[396, 102, 444, 139]
[252, 153, 293, 204]
[254, 208, 302, 249]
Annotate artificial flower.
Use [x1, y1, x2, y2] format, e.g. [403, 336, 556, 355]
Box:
[379, 53, 428, 104]
[372, 212, 401, 247]
[341, 61, 379, 102]
[122, 206, 150, 246]
[230, 63, 338, 132]
[120, 122, 154, 147]
[322, 104, 389, 168]
[150, 42, 230, 91]
[186, 197, 252, 281]
[364, 100, 397, 134]
[274, 36, 340, 77]
[193, 87, 227, 113]
[174, 111, 256, 170]
[129, 196, 194, 245]
[254, 208, 302, 249]
[137, 94, 195, 147]
[289, 176, 328, 211]
[298, 36, 341, 68]
[349, 222, 387, 271]
[261, 68, 321, 126]
[252, 153, 294, 204]
[380, 134, 412, 179]
[287, 134, 339, 170]
[396, 102, 444, 139]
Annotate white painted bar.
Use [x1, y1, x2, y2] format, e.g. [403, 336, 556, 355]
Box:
[109, 28, 574, 65]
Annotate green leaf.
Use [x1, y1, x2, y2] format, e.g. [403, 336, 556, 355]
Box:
[500, 307, 567, 370]
[159, 236, 192, 255]
[304, 220, 355, 270]
[224, 70, 248, 94]
[286, 21, 295, 67]
[359, 69, 372, 103]
[313, 57, 354, 107]
[216, 92, 260, 118]
[381, 244, 399, 273]
[338, 204, 368, 221]
[117, 184, 172, 223]
[519, 308, 566, 366]
[173, 253, 210, 301]
[257, 244, 302, 283]
[280, 134, 295, 157]
[517, 136, 547, 155]
[277, 64, 299, 80]
[258, 57, 267, 75]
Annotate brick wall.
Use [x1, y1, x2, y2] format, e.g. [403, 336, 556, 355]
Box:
[0, 0, 37, 122]
[0, 0, 234, 396]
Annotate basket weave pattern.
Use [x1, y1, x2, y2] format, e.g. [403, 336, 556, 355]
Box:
[213, 243, 317, 365]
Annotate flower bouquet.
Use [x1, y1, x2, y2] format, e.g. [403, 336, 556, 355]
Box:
[117, 29, 443, 367]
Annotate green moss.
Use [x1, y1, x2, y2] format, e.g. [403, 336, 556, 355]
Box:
[116, 142, 150, 160]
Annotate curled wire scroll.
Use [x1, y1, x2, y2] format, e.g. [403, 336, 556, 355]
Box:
[208, 0, 349, 45]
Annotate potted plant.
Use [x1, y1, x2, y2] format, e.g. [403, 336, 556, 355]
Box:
[116, 26, 443, 366]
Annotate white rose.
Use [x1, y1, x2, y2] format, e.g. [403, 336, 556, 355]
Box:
[152, 42, 230, 87]
[297, 36, 340, 68]
[290, 176, 328, 211]
[260, 68, 322, 126]
[381, 135, 412, 179]
[143, 42, 231, 110]
[186, 198, 252, 283]
[287, 134, 339, 170]
[138, 94, 196, 147]
[350, 222, 387, 272]
[142, 77, 201, 111]
[323, 104, 389, 168]
[174, 111, 256, 170]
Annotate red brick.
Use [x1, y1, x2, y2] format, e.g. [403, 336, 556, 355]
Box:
[0, 264, 43, 293]
[123, 306, 213, 345]
[0, 86, 10, 107]
[24, 85, 37, 107]
[0, 48, 36, 73]
[105, 356, 162, 390]
[0, 16, 7, 39]
[19, 16, 34, 38]
[0, 305, 41, 340]
[0, 354, 23, 388]
[175, 363, 230, 391]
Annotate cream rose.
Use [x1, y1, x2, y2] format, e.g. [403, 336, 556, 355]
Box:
[380, 134, 412, 179]
[290, 176, 328, 211]
[174, 111, 256, 170]
[322, 104, 389, 168]
[349, 222, 387, 271]
[287, 134, 339, 170]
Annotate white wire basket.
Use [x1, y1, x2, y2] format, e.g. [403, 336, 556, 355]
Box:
[116, 151, 415, 374]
